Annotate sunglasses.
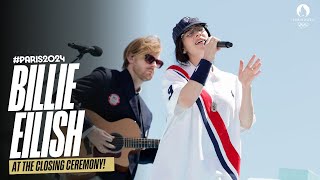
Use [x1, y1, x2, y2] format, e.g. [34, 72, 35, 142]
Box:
[145, 54, 164, 68]
[181, 25, 206, 39]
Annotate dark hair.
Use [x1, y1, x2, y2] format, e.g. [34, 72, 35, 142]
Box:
[174, 24, 211, 65]
[175, 37, 189, 64]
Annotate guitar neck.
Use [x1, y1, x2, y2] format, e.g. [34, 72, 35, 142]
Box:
[124, 138, 160, 149]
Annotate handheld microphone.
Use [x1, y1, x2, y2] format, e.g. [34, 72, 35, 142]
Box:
[68, 43, 103, 57]
[217, 41, 233, 48]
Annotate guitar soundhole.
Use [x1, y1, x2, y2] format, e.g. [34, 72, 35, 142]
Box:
[93, 133, 123, 158]
[109, 133, 124, 152]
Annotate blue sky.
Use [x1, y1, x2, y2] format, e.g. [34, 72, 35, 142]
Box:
[4, 0, 319, 179]
[126, 0, 320, 179]
[72, 0, 319, 179]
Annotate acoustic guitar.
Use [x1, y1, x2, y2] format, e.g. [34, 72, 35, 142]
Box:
[63, 109, 160, 180]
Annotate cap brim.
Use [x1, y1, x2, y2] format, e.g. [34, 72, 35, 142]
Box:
[180, 22, 207, 36]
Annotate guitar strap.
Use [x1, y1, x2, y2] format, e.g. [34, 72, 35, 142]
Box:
[137, 96, 146, 138]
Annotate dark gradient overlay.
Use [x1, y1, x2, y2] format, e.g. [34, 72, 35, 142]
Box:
[3, 0, 146, 179]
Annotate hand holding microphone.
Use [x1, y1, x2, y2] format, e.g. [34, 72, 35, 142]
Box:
[203, 37, 221, 62]
[203, 37, 233, 62]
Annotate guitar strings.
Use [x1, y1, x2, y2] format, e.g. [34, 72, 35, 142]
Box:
[100, 138, 160, 148]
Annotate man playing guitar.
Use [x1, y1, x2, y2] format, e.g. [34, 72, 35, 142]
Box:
[71, 35, 163, 180]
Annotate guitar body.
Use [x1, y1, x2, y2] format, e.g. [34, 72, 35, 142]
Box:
[86, 109, 141, 171]
[54, 109, 159, 180]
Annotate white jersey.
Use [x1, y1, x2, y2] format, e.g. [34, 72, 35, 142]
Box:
[149, 63, 255, 180]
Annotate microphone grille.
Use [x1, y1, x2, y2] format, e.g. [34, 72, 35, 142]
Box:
[226, 42, 233, 48]
[91, 46, 103, 57]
